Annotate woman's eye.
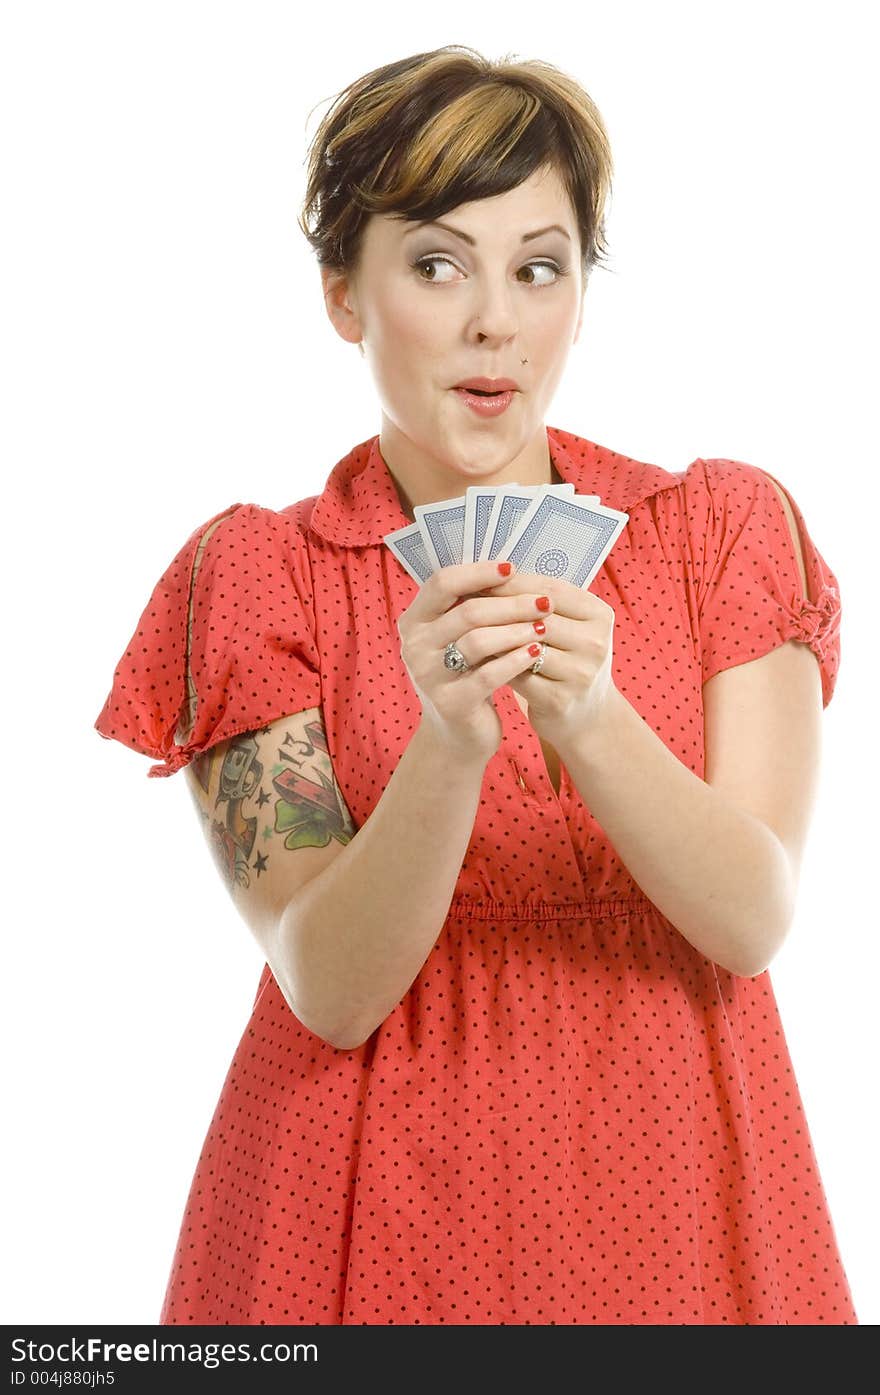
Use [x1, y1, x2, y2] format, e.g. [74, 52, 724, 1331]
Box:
[519, 261, 564, 286]
[411, 255, 459, 283]
[411, 255, 565, 286]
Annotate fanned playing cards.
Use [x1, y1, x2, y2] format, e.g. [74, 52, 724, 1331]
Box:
[384, 481, 627, 588]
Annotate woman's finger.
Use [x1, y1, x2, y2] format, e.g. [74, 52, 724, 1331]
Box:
[400, 560, 517, 628]
[488, 575, 605, 623]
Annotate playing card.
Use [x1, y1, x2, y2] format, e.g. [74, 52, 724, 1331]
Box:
[498, 492, 629, 588]
[463, 486, 503, 564]
[382, 521, 437, 584]
[464, 483, 584, 563]
[413, 495, 468, 570]
[479, 486, 554, 561]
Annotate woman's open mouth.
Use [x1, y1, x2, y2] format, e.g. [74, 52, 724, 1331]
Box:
[452, 387, 515, 417]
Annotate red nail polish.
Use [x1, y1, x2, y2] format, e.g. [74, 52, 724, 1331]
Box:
[532, 620, 546, 635]
[536, 595, 551, 612]
[528, 642, 542, 657]
[497, 561, 512, 576]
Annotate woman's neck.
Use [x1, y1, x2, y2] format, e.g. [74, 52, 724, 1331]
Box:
[389, 448, 563, 524]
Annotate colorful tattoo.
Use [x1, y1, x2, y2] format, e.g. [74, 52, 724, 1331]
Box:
[191, 748, 212, 795]
[270, 719, 355, 852]
[190, 714, 355, 895]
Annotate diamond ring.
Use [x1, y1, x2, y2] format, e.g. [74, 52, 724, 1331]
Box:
[444, 641, 470, 674]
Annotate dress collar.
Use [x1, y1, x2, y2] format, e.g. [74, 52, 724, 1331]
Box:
[307, 425, 683, 547]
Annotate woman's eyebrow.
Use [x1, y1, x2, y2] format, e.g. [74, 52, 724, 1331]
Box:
[403, 220, 571, 245]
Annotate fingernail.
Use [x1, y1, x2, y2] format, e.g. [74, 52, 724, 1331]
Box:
[532, 620, 546, 635]
[536, 595, 551, 612]
[497, 562, 513, 576]
[528, 643, 542, 657]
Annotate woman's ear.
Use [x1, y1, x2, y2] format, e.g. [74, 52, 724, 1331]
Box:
[321, 265, 364, 349]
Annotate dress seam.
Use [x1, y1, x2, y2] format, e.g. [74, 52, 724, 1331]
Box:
[447, 895, 653, 921]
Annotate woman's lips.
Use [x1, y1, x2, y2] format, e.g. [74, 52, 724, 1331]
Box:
[452, 387, 515, 417]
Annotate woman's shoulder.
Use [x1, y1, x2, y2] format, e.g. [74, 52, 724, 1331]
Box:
[675, 453, 795, 506]
[185, 496, 318, 550]
[548, 425, 783, 519]
[159, 496, 324, 598]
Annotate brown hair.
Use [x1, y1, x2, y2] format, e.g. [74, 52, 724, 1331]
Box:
[298, 45, 614, 282]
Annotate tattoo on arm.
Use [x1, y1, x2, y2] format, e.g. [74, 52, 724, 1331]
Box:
[189, 713, 356, 894]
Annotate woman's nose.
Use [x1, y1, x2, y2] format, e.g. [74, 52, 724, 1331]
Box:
[469, 281, 519, 340]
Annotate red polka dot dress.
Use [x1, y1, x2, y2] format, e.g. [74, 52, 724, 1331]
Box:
[94, 427, 856, 1324]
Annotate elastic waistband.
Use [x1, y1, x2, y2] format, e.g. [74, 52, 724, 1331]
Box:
[447, 896, 655, 922]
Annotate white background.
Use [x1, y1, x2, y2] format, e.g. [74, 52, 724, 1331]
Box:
[2, 0, 877, 1325]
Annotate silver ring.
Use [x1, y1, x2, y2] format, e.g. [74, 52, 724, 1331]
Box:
[444, 640, 470, 674]
[530, 642, 547, 675]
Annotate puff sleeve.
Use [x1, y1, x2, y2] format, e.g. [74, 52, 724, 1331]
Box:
[94, 502, 323, 777]
[685, 457, 842, 707]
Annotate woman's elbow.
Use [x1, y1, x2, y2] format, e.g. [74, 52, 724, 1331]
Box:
[746, 839, 802, 974]
[715, 887, 798, 978]
[721, 941, 781, 979]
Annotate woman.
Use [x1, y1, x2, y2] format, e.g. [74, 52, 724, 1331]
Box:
[94, 45, 856, 1324]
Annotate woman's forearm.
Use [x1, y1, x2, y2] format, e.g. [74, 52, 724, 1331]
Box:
[275, 720, 487, 1050]
[557, 685, 797, 976]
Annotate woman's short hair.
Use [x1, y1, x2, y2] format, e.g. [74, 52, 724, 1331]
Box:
[298, 45, 613, 282]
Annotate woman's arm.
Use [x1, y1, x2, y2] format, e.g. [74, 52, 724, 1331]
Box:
[275, 719, 489, 1050]
[186, 712, 488, 1052]
[557, 474, 823, 977]
[556, 634, 823, 976]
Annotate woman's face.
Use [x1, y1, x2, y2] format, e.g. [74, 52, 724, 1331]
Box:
[321, 162, 586, 497]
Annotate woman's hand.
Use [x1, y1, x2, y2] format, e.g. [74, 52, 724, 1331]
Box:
[397, 561, 556, 765]
[496, 571, 618, 749]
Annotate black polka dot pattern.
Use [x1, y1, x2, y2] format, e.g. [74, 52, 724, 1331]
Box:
[94, 427, 855, 1324]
